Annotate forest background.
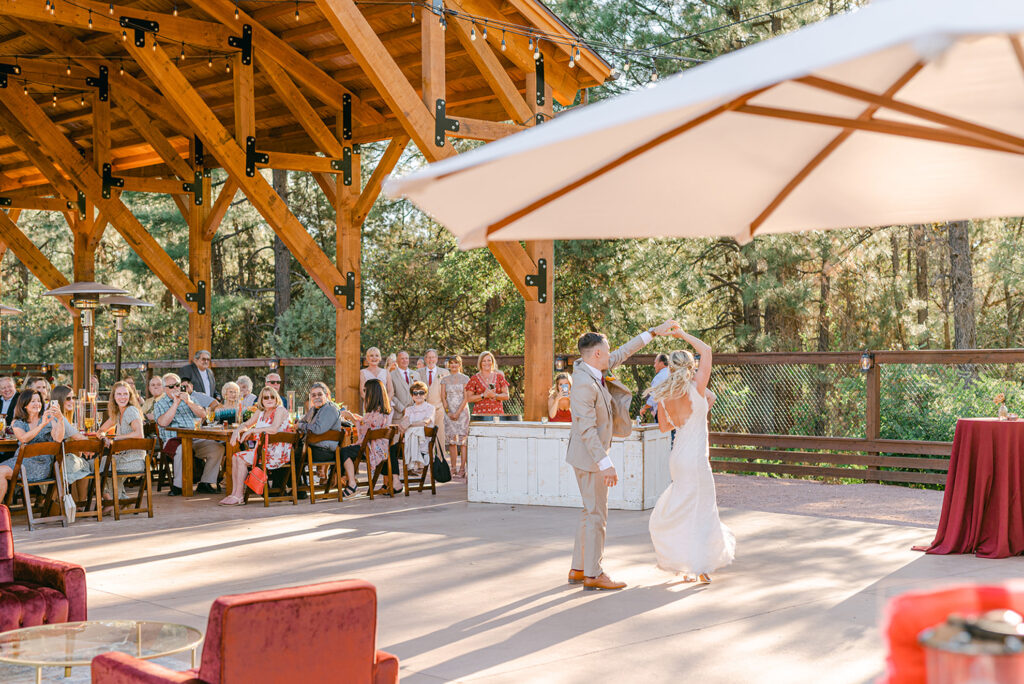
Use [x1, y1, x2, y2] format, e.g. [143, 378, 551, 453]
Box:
[2, 0, 1020, 444]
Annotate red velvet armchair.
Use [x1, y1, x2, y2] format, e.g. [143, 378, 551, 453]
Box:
[879, 581, 1024, 683]
[0, 504, 87, 632]
[92, 580, 400, 683]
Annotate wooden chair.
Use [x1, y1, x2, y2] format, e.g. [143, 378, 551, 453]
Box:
[146, 422, 173, 492]
[62, 436, 106, 522]
[244, 432, 300, 507]
[302, 430, 344, 504]
[102, 438, 157, 520]
[354, 427, 401, 500]
[2, 441, 67, 531]
[401, 427, 439, 497]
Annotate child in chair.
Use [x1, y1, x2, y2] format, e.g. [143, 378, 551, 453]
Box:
[402, 381, 435, 475]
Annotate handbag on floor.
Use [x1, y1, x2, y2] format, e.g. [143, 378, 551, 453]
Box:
[432, 453, 452, 483]
[59, 448, 76, 524]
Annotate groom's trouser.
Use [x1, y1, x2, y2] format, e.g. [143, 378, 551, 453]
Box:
[572, 467, 609, 577]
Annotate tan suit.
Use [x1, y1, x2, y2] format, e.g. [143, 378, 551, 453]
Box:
[418, 366, 449, 452]
[567, 332, 650, 577]
[389, 367, 416, 416]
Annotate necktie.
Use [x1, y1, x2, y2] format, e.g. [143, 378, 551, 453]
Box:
[404, 371, 409, 385]
[428, 370, 433, 386]
[601, 376, 606, 386]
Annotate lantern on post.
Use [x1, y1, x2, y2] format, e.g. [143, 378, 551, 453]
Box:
[43, 282, 129, 392]
[99, 295, 155, 384]
[860, 351, 875, 373]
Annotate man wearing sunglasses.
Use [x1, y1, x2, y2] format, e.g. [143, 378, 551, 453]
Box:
[264, 373, 289, 409]
[154, 373, 225, 496]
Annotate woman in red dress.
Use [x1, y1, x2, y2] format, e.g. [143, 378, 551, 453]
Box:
[465, 351, 510, 416]
[547, 372, 572, 422]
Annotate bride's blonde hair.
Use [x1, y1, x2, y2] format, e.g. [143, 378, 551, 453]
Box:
[644, 350, 697, 403]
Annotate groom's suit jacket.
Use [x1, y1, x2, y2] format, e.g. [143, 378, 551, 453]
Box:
[566, 333, 649, 472]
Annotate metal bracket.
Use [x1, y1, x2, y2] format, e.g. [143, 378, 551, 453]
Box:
[245, 136, 269, 177]
[228, 24, 253, 66]
[102, 163, 124, 199]
[0, 63, 21, 89]
[85, 65, 108, 102]
[333, 272, 357, 310]
[182, 170, 204, 206]
[434, 99, 460, 147]
[525, 257, 548, 303]
[341, 93, 352, 140]
[119, 17, 160, 48]
[0, 197, 10, 207]
[185, 279, 207, 315]
[535, 53, 545, 107]
[332, 147, 358, 186]
[77, 190, 87, 220]
[193, 136, 204, 168]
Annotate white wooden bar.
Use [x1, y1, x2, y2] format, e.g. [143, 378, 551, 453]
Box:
[467, 421, 672, 510]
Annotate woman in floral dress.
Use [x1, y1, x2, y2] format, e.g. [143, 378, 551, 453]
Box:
[440, 355, 470, 478]
[219, 386, 292, 505]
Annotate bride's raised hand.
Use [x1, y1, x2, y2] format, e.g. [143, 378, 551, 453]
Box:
[652, 319, 681, 337]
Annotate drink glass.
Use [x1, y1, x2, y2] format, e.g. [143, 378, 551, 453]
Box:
[193, 417, 203, 430]
[0, 417, 6, 434]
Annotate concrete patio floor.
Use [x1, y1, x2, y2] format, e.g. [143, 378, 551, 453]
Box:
[5, 474, 1023, 683]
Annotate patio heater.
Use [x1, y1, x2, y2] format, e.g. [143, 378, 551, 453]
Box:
[43, 282, 128, 392]
[99, 295, 154, 384]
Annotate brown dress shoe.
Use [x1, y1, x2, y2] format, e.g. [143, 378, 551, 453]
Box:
[583, 573, 627, 591]
[568, 569, 585, 585]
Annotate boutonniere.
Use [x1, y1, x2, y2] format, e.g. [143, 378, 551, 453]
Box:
[603, 373, 617, 383]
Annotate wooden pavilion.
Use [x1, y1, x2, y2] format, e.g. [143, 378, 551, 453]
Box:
[0, 0, 611, 415]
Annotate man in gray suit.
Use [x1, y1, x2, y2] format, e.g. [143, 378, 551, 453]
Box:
[418, 349, 449, 450]
[567, 319, 679, 591]
[389, 350, 415, 418]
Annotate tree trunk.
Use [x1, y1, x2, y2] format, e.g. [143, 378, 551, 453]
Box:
[911, 224, 930, 346]
[272, 169, 291, 319]
[947, 220, 977, 349]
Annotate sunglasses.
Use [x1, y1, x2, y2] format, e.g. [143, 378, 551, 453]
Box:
[411, 390, 426, 396]
[267, 380, 281, 384]
[166, 383, 179, 389]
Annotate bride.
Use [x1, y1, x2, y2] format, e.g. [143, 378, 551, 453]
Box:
[646, 330, 735, 583]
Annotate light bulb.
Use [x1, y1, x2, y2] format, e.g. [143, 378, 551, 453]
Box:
[119, 62, 124, 76]
[173, 4, 178, 16]
[501, 32, 506, 51]
[109, 2, 114, 14]
[66, 61, 71, 76]
[179, 43, 185, 61]
[225, 59, 231, 73]
[122, 29, 127, 41]
[470, 26, 476, 41]
[88, 11, 93, 28]
[482, 26, 487, 40]
[152, 37, 157, 51]
[234, 5, 239, 19]
[80, 94, 85, 106]
[411, 8, 415, 23]
[208, 54, 213, 68]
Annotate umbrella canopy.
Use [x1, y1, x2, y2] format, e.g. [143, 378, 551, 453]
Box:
[0, 305, 22, 316]
[386, 0, 1024, 248]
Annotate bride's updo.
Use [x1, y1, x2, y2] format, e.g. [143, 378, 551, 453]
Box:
[645, 350, 697, 403]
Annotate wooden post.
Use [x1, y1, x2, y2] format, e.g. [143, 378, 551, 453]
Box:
[187, 149, 212, 358]
[335, 122, 362, 409]
[421, 3, 445, 110]
[522, 70, 555, 421]
[865, 356, 881, 483]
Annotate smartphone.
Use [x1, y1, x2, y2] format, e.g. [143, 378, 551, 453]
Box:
[488, 383, 495, 390]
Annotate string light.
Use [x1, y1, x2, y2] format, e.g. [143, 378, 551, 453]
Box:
[411, 7, 415, 23]
[533, 37, 541, 61]
[208, 53, 213, 68]
[173, 3, 178, 17]
[52, 87, 57, 107]
[295, 0, 300, 20]
[66, 59, 71, 76]
[225, 58, 231, 73]
[527, 35, 533, 52]
[80, 93, 85, 106]
[234, 3, 240, 20]
[108, 2, 114, 14]
[179, 42, 186, 62]
[22, 83, 28, 95]
[501, 30, 506, 51]
[119, 60, 124, 76]
[88, 10, 93, 28]
[152, 36, 158, 51]
[482, 25, 487, 40]
[121, 29, 127, 41]
[470, 23, 476, 41]
[49, 1, 56, 16]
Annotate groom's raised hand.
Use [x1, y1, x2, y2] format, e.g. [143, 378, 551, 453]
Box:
[652, 319, 681, 337]
[601, 465, 618, 487]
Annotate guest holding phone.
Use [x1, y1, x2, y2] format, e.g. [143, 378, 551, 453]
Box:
[548, 372, 573, 422]
[465, 351, 510, 416]
[0, 390, 64, 502]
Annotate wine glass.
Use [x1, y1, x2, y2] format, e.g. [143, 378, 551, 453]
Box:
[207, 407, 216, 426]
[0, 416, 7, 435]
[83, 413, 95, 432]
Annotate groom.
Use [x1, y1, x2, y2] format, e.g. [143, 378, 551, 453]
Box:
[567, 319, 680, 590]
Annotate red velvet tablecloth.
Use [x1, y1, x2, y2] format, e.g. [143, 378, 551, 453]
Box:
[923, 418, 1024, 558]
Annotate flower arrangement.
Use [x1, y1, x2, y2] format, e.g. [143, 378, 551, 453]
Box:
[241, 406, 256, 423]
[994, 393, 1009, 420]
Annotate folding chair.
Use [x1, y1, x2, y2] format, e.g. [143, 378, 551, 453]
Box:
[303, 430, 344, 504]
[355, 426, 401, 500]
[243, 432, 300, 507]
[62, 436, 105, 522]
[401, 426, 439, 496]
[102, 438, 157, 520]
[2, 441, 67, 530]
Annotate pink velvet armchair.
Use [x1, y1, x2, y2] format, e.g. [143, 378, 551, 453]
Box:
[0, 504, 87, 632]
[92, 580, 400, 683]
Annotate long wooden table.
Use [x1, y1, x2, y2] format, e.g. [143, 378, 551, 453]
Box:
[173, 427, 238, 497]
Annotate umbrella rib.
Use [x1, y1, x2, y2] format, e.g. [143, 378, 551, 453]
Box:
[484, 89, 769, 240]
[1010, 36, 1024, 77]
[749, 63, 923, 239]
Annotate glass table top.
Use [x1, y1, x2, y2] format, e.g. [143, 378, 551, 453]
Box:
[0, 620, 202, 667]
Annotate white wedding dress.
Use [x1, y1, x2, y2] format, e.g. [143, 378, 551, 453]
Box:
[649, 383, 736, 575]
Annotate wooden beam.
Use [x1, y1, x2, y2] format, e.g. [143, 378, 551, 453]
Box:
[202, 178, 238, 240]
[0, 0, 231, 51]
[314, 0, 455, 162]
[449, 14, 533, 123]
[198, 0, 385, 124]
[421, 4, 445, 110]
[258, 152, 343, 174]
[233, 53, 256, 143]
[0, 197, 73, 212]
[126, 39, 347, 306]
[354, 136, 409, 225]
[450, 117, 524, 141]
[188, 148, 212, 360]
[749, 64, 924, 237]
[0, 86, 197, 307]
[171, 194, 192, 223]
[487, 241, 537, 301]
[115, 95, 194, 180]
[313, 172, 337, 207]
[121, 177, 188, 194]
[0, 210, 73, 313]
[0, 109, 78, 200]
[258, 56, 345, 158]
[87, 211, 108, 251]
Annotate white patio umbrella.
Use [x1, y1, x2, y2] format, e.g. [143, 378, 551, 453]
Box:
[385, 0, 1024, 248]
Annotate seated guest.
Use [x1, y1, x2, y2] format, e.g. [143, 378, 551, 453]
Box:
[215, 382, 244, 423]
[0, 389, 63, 502]
[23, 376, 51, 402]
[219, 386, 292, 506]
[141, 375, 165, 422]
[401, 381, 434, 475]
[180, 379, 215, 410]
[0, 376, 17, 425]
[340, 379, 402, 495]
[297, 382, 344, 489]
[548, 372, 573, 423]
[49, 384, 92, 502]
[97, 381, 146, 502]
[465, 351, 510, 416]
[237, 375, 257, 409]
[154, 373, 224, 496]
[179, 349, 218, 401]
[51, 384, 77, 423]
[265, 372, 288, 408]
